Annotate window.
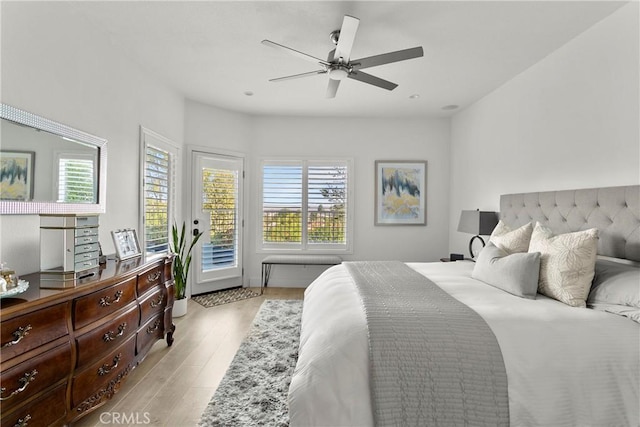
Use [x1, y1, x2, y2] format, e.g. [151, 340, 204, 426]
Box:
[140, 127, 178, 259]
[56, 153, 96, 203]
[260, 159, 352, 252]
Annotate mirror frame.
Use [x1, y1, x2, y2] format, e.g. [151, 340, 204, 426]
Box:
[0, 104, 107, 214]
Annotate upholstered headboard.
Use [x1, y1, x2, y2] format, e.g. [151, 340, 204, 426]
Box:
[500, 185, 640, 262]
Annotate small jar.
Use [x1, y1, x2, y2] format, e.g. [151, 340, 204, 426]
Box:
[0, 263, 17, 288]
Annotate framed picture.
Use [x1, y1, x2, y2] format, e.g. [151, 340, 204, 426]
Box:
[0, 150, 35, 201]
[111, 229, 142, 260]
[374, 160, 427, 225]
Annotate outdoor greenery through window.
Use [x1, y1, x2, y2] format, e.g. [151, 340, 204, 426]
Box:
[201, 166, 239, 269]
[261, 159, 351, 251]
[142, 139, 176, 258]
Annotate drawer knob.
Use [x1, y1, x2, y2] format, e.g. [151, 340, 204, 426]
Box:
[98, 354, 121, 376]
[13, 414, 31, 427]
[146, 319, 162, 334]
[3, 324, 32, 348]
[0, 369, 38, 401]
[103, 323, 127, 342]
[150, 293, 165, 308]
[99, 290, 124, 307]
[147, 271, 161, 283]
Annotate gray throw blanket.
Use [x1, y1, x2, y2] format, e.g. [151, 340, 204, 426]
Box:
[344, 261, 509, 427]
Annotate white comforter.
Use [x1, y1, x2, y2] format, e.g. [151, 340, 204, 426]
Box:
[288, 262, 640, 427]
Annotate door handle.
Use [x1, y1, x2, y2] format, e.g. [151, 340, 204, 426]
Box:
[193, 229, 199, 236]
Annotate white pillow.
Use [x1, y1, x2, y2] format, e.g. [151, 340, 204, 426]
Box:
[529, 222, 598, 307]
[588, 260, 640, 307]
[489, 221, 533, 254]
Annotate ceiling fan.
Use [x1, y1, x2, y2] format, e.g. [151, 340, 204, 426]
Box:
[262, 15, 424, 98]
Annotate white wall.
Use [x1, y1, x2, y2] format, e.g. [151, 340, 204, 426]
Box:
[0, 3, 184, 275]
[448, 2, 640, 255]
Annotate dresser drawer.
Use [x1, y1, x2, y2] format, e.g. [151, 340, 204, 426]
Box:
[73, 277, 136, 330]
[0, 383, 67, 427]
[1, 304, 69, 361]
[71, 335, 136, 411]
[139, 286, 166, 325]
[0, 342, 72, 414]
[137, 265, 163, 295]
[75, 304, 140, 369]
[137, 313, 165, 356]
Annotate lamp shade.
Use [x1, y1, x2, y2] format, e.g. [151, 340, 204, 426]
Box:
[457, 210, 499, 236]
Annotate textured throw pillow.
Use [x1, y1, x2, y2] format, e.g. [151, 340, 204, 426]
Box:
[529, 222, 598, 307]
[489, 221, 534, 254]
[472, 242, 541, 299]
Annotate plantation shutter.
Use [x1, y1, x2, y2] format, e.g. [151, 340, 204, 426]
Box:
[307, 162, 348, 245]
[58, 156, 96, 202]
[143, 145, 172, 256]
[262, 164, 303, 245]
[261, 160, 351, 252]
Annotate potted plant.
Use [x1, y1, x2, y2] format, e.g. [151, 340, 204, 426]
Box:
[170, 222, 203, 317]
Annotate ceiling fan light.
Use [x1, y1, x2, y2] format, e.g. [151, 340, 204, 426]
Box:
[328, 67, 349, 80]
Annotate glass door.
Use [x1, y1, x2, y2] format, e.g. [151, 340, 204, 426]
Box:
[191, 151, 243, 294]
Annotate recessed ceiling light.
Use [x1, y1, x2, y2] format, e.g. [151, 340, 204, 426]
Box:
[409, 94, 420, 99]
[442, 104, 459, 111]
[244, 91, 254, 96]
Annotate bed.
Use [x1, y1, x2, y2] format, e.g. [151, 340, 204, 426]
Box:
[288, 185, 640, 426]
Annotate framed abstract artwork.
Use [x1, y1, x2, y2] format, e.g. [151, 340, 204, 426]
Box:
[374, 160, 427, 225]
[0, 150, 35, 201]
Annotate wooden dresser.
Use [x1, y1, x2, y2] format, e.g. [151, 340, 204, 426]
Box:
[0, 256, 174, 426]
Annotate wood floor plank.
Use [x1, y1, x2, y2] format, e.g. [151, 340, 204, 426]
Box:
[72, 287, 304, 426]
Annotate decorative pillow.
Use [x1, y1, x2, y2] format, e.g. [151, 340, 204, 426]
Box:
[529, 222, 598, 307]
[472, 242, 541, 299]
[489, 221, 533, 254]
[588, 260, 640, 308]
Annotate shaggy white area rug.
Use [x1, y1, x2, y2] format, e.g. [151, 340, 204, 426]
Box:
[198, 299, 302, 427]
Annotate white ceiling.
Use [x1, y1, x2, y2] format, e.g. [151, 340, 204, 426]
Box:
[14, 1, 628, 118]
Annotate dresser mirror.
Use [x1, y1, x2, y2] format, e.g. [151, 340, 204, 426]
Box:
[0, 104, 107, 214]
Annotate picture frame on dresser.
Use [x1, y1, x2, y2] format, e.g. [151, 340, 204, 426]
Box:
[111, 228, 141, 260]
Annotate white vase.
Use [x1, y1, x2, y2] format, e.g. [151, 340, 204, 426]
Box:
[173, 298, 188, 318]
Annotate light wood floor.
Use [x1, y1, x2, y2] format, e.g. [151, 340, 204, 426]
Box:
[73, 287, 305, 427]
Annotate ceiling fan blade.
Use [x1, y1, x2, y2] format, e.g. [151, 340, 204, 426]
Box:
[351, 47, 424, 70]
[334, 15, 359, 63]
[262, 40, 330, 66]
[326, 79, 340, 98]
[269, 70, 327, 82]
[347, 70, 398, 91]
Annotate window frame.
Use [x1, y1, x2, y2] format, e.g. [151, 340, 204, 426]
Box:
[139, 126, 179, 261]
[258, 157, 353, 254]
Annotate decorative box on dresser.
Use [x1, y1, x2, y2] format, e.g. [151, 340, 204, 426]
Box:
[0, 255, 174, 426]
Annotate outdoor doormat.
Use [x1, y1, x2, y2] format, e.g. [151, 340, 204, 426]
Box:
[192, 287, 259, 308]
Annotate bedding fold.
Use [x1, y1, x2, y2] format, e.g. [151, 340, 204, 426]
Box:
[345, 261, 509, 426]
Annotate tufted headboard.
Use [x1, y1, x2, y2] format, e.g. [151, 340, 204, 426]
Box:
[500, 185, 640, 262]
